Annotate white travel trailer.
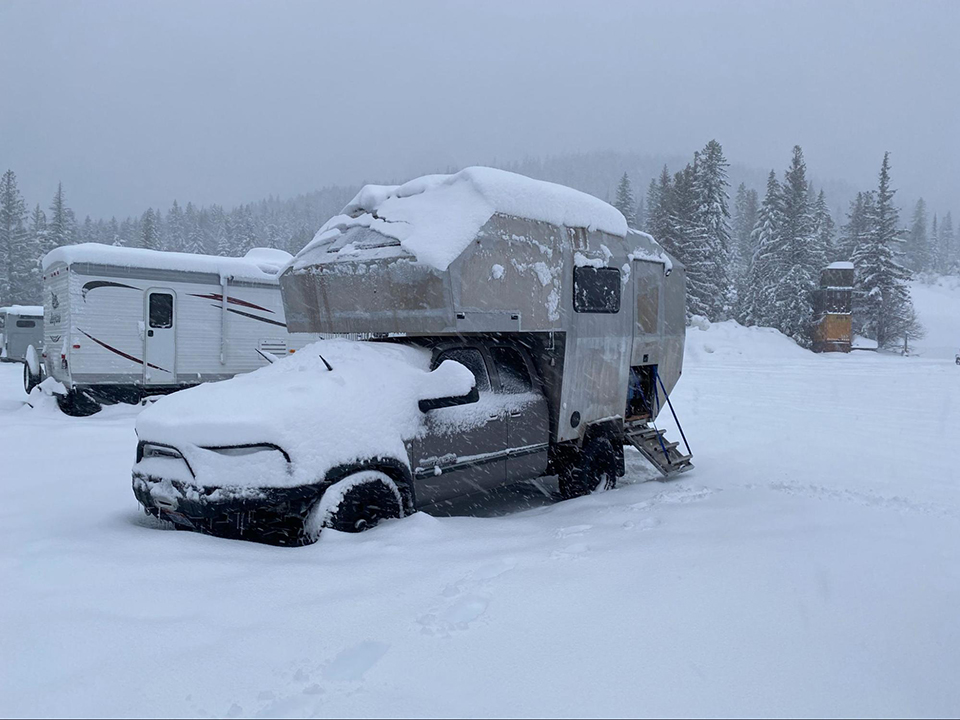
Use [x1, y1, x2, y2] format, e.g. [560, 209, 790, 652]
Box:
[0, 305, 44, 362]
[38, 244, 314, 414]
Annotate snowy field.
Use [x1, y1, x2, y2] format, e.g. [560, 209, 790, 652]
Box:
[3, 282, 960, 718]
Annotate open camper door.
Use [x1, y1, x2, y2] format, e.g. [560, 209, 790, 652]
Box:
[144, 289, 176, 385]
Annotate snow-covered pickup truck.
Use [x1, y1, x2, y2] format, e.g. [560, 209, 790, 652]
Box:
[133, 337, 572, 545]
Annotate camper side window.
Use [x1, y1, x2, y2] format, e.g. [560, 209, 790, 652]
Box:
[16, 320, 36, 328]
[149, 294, 174, 329]
[573, 267, 621, 313]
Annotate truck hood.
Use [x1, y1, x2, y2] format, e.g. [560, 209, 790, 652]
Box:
[135, 339, 474, 487]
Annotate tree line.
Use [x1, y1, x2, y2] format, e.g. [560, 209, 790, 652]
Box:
[1, 147, 956, 350]
[0, 173, 357, 305]
[613, 142, 952, 349]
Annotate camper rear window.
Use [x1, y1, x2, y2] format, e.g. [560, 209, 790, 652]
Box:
[573, 267, 621, 313]
[16, 320, 36, 328]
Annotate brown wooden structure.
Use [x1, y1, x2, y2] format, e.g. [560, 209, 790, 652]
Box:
[813, 262, 854, 353]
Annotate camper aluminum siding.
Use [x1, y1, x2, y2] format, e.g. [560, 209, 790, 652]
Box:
[281, 213, 685, 444]
[43, 259, 305, 393]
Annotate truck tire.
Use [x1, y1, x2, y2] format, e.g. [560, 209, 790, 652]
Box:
[23, 345, 42, 395]
[56, 389, 102, 417]
[559, 437, 618, 499]
[301, 470, 403, 543]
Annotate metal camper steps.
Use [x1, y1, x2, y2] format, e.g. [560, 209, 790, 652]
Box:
[623, 421, 693, 478]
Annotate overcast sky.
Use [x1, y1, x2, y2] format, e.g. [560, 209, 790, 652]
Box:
[1, 0, 957, 219]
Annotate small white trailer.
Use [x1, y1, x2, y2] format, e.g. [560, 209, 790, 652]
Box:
[0, 305, 44, 363]
[37, 244, 315, 414]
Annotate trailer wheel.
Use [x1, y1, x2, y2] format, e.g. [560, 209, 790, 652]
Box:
[56, 389, 102, 417]
[23, 345, 42, 395]
[301, 470, 403, 543]
[559, 437, 618, 499]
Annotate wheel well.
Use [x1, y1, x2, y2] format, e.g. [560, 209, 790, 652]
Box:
[323, 457, 415, 515]
[548, 418, 624, 478]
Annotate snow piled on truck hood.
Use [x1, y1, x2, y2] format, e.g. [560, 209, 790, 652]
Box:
[135, 339, 475, 488]
[293, 166, 629, 272]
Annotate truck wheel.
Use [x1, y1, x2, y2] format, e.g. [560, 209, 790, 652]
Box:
[56, 389, 102, 417]
[302, 470, 403, 543]
[559, 437, 618, 499]
[23, 345, 42, 395]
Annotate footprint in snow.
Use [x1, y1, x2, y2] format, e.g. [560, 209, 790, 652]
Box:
[550, 542, 589, 559]
[323, 641, 391, 682]
[555, 524, 592, 539]
[417, 594, 490, 635]
[417, 557, 516, 636]
[622, 516, 661, 530]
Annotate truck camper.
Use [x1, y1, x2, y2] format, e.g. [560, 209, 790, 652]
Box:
[38, 244, 315, 414]
[132, 168, 692, 544]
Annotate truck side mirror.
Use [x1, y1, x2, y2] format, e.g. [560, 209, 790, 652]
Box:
[419, 385, 479, 413]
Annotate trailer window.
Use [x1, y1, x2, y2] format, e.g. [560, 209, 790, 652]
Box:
[573, 267, 621, 313]
[435, 348, 490, 392]
[491, 347, 532, 393]
[149, 293, 174, 329]
[16, 319, 36, 328]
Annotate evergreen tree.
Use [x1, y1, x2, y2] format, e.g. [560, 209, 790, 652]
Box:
[633, 196, 645, 233]
[29, 205, 48, 262]
[80, 215, 94, 244]
[210, 205, 231, 256]
[691, 139, 734, 319]
[108, 217, 123, 246]
[47, 182, 76, 252]
[811, 189, 835, 270]
[772, 146, 819, 346]
[646, 167, 674, 254]
[181, 203, 203, 254]
[929, 214, 940, 273]
[668, 157, 714, 319]
[851, 152, 916, 348]
[839, 192, 873, 262]
[166, 200, 185, 253]
[613, 173, 635, 225]
[0, 170, 28, 300]
[938, 213, 955, 274]
[906, 198, 929, 272]
[739, 170, 783, 326]
[731, 184, 759, 310]
[139, 208, 160, 250]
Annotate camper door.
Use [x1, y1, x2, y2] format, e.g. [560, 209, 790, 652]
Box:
[633, 260, 663, 341]
[144, 289, 176, 384]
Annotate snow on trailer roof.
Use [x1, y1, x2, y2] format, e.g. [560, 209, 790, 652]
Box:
[0, 305, 43, 317]
[42, 244, 293, 282]
[293, 166, 629, 272]
[827, 261, 854, 270]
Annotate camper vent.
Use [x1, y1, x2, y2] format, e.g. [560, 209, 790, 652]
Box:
[259, 339, 288, 355]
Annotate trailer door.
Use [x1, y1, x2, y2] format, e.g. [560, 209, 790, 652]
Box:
[144, 289, 176, 384]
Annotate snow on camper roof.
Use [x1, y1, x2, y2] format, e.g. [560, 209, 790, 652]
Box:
[42, 244, 292, 282]
[0, 305, 43, 317]
[294, 167, 629, 271]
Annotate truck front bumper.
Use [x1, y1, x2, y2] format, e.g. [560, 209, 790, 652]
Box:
[133, 473, 322, 546]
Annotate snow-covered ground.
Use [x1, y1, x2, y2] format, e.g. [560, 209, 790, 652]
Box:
[3, 283, 960, 718]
